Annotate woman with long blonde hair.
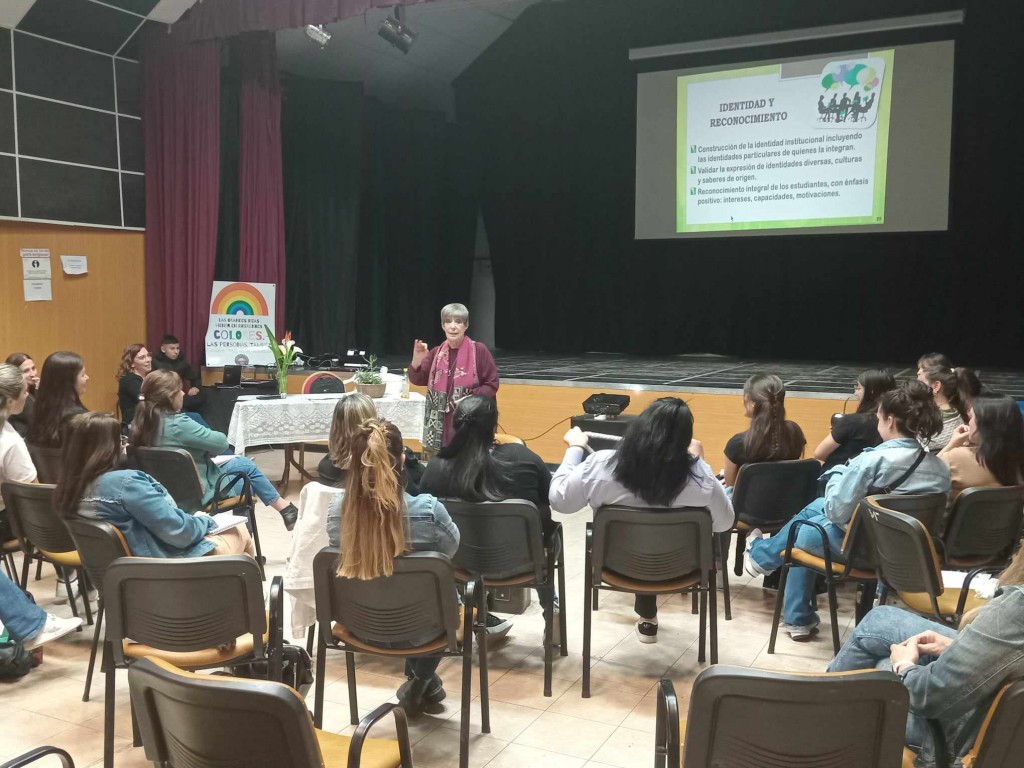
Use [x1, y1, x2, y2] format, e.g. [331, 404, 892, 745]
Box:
[326, 419, 459, 716]
[829, 542, 1024, 764]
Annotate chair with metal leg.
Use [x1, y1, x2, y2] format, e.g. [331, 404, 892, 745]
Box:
[583, 505, 717, 697]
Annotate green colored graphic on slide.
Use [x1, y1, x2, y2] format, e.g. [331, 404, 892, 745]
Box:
[675, 50, 894, 233]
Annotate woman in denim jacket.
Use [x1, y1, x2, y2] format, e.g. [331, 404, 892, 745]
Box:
[327, 419, 459, 718]
[55, 412, 254, 558]
[745, 380, 951, 640]
[830, 545, 1024, 766]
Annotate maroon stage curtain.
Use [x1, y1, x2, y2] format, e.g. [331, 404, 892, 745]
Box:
[143, 38, 221, 368]
[171, 0, 439, 43]
[238, 32, 286, 332]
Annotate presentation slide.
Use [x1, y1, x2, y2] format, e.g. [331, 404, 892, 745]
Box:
[677, 53, 893, 233]
[634, 41, 954, 240]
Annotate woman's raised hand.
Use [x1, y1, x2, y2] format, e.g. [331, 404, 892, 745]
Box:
[411, 339, 429, 369]
[946, 423, 971, 449]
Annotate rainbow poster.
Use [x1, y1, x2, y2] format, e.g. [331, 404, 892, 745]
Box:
[204, 281, 277, 366]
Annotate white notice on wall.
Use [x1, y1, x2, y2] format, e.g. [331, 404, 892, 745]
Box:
[61, 255, 88, 275]
[24, 280, 53, 302]
[21, 249, 52, 280]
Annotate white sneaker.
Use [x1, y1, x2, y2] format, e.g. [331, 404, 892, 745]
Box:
[781, 619, 820, 642]
[743, 529, 770, 577]
[54, 578, 98, 605]
[22, 614, 83, 650]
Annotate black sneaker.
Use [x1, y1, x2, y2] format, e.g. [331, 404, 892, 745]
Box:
[635, 619, 658, 644]
[397, 674, 446, 717]
[279, 503, 298, 531]
[484, 613, 513, 638]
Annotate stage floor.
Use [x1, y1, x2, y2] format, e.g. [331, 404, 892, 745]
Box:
[468, 352, 1024, 398]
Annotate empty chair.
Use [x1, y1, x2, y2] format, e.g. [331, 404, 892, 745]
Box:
[655, 667, 910, 768]
[99, 556, 282, 768]
[584, 505, 717, 696]
[444, 498, 567, 696]
[312, 548, 485, 768]
[942, 486, 1024, 568]
[861, 498, 989, 626]
[128, 656, 412, 768]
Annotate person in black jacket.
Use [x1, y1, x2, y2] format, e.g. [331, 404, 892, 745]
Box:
[152, 334, 205, 414]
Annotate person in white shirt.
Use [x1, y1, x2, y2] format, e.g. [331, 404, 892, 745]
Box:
[549, 397, 734, 644]
[1, 363, 38, 526]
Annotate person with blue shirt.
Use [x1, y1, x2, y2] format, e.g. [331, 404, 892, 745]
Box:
[744, 380, 951, 641]
[128, 370, 299, 531]
[54, 412, 255, 558]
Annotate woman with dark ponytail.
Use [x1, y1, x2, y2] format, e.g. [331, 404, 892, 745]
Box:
[723, 374, 806, 487]
[745, 380, 951, 642]
[326, 419, 459, 717]
[814, 369, 897, 472]
[916, 353, 978, 452]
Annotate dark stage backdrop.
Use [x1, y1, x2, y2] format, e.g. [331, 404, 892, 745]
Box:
[454, 0, 1024, 367]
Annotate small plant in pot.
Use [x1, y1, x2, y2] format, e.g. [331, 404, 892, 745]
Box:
[353, 355, 387, 398]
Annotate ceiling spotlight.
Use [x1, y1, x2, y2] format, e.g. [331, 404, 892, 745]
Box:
[305, 24, 331, 48]
[378, 7, 416, 54]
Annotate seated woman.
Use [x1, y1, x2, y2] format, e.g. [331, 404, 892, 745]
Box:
[327, 419, 459, 716]
[828, 544, 1024, 766]
[916, 353, 972, 452]
[4, 352, 39, 438]
[26, 351, 89, 449]
[548, 397, 734, 644]
[117, 343, 152, 430]
[723, 374, 806, 488]
[939, 391, 1024, 500]
[1, 363, 38, 546]
[420, 395, 555, 636]
[316, 393, 377, 488]
[814, 369, 897, 473]
[55, 412, 255, 558]
[745, 380, 951, 641]
[129, 371, 299, 531]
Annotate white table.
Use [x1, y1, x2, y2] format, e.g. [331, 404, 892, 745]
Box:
[227, 392, 425, 485]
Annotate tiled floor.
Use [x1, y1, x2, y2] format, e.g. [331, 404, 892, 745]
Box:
[1, 449, 858, 768]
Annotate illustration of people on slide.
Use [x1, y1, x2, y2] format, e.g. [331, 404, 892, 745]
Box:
[814, 60, 884, 128]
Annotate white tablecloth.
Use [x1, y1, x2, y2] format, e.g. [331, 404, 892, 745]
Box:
[226, 392, 425, 454]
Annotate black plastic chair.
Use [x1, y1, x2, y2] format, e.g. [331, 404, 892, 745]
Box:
[64, 517, 133, 702]
[444, 498, 568, 697]
[860, 498, 989, 627]
[0, 747, 75, 768]
[132, 446, 264, 576]
[26, 443, 62, 484]
[942, 485, 1024, 568]
[929, 677, 1024, 768]
[767, 504, 878, 655]
[128, 656, 413, 768]
[312, 548, 484, 768]
[655, 667, 910, 768]
[869, 492, 949, 539]
[1, 480, 92, 626]
[584, 505, 716, 697]
[100, 556, 282, 768]
[725, 459, 821, 618]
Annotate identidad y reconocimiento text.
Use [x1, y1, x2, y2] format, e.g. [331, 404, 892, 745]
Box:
[708, 98, 787, 127]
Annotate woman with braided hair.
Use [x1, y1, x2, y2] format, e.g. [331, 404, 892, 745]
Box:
[722, 373, 806, 488]
[325, 419, 460, 717]
[744, 380, 951, 642]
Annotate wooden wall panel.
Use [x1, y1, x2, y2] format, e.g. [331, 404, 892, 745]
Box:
[0, 221, 146, 415]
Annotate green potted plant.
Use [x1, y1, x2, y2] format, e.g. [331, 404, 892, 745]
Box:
[265, 325, 301, 397]
[353, 354, 386, 398]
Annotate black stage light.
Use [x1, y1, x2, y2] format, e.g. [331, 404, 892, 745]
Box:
[378, 7, 417, 54]
[582, 393, 630, 417]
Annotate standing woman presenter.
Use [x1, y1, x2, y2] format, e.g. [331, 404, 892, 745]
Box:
[408, 303, 499, 453]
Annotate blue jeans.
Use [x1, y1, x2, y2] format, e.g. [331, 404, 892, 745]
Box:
[220, 457, 281, 507]
[828, 606, 959, 759]
[0, 571, 46, 642]
[747, 498, 846, 627]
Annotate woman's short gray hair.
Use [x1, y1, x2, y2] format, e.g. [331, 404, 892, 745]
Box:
[440, 303, 469, 324]
[0, 363, 25, 430]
